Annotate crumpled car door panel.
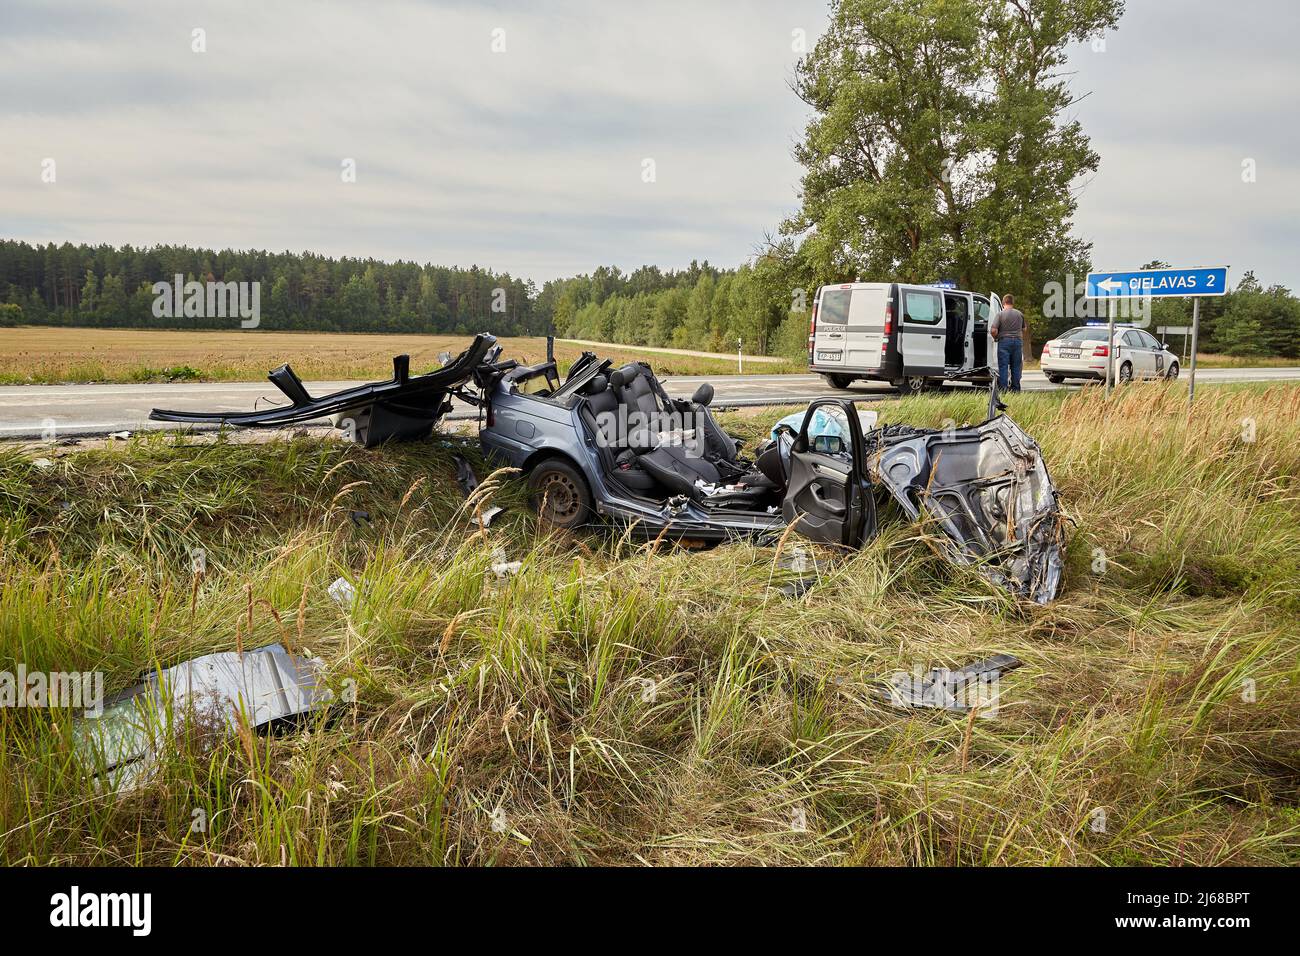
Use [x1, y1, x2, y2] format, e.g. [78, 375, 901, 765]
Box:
[868, 415, 1065, 604]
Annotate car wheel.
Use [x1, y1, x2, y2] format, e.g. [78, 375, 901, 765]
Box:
[901, 376, 928, 395]
[529, 459, 592, 530]
[822, 373, 854, 389]
[1166, 361, 1179, 380]
[1118, 361, 1133, 384]
[1046, 374, 1065, 385]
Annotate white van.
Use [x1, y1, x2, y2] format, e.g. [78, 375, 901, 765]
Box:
[807, 282, 999, 392]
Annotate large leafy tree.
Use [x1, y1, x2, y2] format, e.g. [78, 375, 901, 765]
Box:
[785, 0, 1124, 306]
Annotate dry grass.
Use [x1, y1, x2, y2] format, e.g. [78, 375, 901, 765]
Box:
[0, 382, 1297, 866]
[0, 327, 798, 384]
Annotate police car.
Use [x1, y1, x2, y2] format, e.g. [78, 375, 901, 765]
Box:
[1039, 323, 1180, 385]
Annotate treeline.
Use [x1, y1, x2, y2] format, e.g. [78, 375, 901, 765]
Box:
[1, 239, 1299, 359]
[535, 257, 805, 357]
[0, 240, 545, 336]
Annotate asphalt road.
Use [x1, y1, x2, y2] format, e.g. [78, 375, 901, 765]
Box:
[3, 367, 1299, 439]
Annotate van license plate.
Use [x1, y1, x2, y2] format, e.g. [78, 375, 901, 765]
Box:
[817, 351, 842, 361]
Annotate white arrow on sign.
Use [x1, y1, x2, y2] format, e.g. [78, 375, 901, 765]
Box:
[1097, 279, 1123, 292]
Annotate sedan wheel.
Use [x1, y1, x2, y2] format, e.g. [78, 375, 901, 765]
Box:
[529, 460, 593, 529]
[1166, 362, 1179, 380]
[1118, 362, 1133, 384]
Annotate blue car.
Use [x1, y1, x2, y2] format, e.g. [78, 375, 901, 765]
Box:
[152, 335, 1066, 603]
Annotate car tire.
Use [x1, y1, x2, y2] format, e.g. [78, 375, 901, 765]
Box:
[528, 458, 593, 530]
[1166, 361, 1179, 380]
[1118, 361, 1133, 384]
[1046, 373, 1065, 385]
[900, 376, 929, 395]
[822, 373, 854, 389]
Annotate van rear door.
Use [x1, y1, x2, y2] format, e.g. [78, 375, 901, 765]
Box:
[811, 285, 851, 367]
[844, 285, 887, 369]
[896, 285, 947, 375]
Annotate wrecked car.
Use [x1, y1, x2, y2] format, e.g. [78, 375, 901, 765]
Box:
[480, 355, 1064, 603]
[149, 336, 1066, 603]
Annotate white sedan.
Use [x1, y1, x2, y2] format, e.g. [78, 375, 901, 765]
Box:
[1040, 325, 1180, 385]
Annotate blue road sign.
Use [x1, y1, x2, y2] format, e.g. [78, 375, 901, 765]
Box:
[1086, 266, 1228, 298]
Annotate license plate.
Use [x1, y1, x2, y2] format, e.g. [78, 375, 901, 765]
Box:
[817, 351, 842, 362]
[1059, 349, 1081, 358]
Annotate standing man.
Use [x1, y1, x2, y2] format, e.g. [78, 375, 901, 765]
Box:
[991, 294, 1026, 392]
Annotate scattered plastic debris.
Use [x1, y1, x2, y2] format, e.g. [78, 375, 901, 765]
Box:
[31, 457, 54, 469]
[349, 509, 371, 528]
[328, 577, 357, 606]
[107, 430, 132, 440]
[74, 642, 332, 792]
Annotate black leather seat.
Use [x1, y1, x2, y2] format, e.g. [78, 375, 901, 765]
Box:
[636, 444, 721, 498]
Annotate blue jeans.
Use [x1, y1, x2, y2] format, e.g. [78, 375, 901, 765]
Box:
[997, 336, 1023, 391]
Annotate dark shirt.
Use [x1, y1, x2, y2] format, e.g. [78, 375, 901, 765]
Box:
[992, 307, 1025, 338]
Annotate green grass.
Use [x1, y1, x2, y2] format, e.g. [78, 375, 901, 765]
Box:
[1, 382, 1298, 865]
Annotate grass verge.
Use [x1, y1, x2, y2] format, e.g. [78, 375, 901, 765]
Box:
[1, 382, 1297, 865]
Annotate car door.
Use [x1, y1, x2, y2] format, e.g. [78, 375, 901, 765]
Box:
[812, 286, 852, 368]
[1121, 330, 1153, 377]
[896, 286, 947, 375]
[1138, 329, 1166, 375]
[780, 400, 875, 546]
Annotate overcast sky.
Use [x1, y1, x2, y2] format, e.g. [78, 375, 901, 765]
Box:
[2, 0, 1296, 290]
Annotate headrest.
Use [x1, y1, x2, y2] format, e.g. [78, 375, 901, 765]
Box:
[589, 374, 608, 394]
[609, 369, 626, 389]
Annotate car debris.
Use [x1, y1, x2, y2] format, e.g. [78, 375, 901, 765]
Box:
[877, 653, 1023, 714]
[74, 642, 332, 792]
[865, 415, 1065, 604]
[327, 577, 357, 606]
[774, 576, 817, 599]
[148, 333, 1067, 602]
[453, 453, 504, 527]
[150, 334, 500, 447]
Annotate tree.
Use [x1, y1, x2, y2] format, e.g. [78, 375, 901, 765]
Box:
[784, 0, 1124, 311]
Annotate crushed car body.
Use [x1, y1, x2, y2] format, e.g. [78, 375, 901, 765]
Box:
[148, 334, 1066, 602]
[866, 415, 1065, 604]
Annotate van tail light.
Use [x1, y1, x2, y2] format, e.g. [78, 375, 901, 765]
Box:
[807, 302, 818, 353]
[1092, 345, 1109, 357]
[882, 301, 893, 356]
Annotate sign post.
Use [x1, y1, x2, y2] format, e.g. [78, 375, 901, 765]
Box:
[1107, 298, 1116, 395]
[1086, 266, 1229, 400]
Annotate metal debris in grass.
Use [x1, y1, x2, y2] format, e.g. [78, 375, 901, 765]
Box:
[74, 642, 333, 793]
[453, 453, 504, 528]
[875, 653, 1023, 714]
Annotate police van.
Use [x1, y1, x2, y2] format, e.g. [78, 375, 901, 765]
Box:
[807, 282, 1000, 392]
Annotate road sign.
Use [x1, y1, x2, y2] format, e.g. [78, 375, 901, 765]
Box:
[1087, 265, 1230, 400]
[1085, 267, 1228, 299]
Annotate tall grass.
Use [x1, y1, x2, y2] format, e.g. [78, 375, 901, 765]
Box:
[1, 382, 1297, 865]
